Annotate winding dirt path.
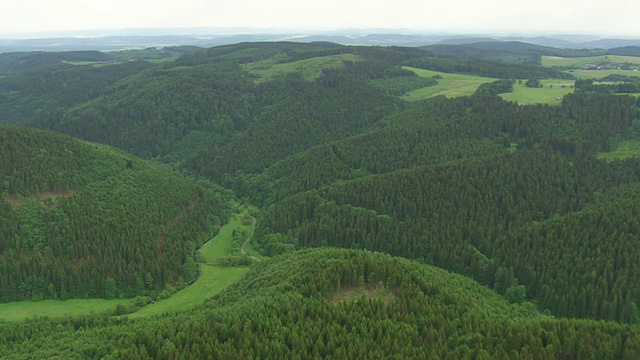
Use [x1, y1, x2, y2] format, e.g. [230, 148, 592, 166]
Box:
[240, 216, 261, 262]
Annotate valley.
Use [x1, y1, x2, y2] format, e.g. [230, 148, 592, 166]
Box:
[1, 39, 640, 358]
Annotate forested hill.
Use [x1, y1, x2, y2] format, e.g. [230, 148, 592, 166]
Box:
[1, 40, 640, 342]
[252, 91, 640, 323]
[1, 42, 570, 164]
[424, 41, 640, 65]
[2, 248, 639, 359]
[0, 60, 153, 126]
[0, 126, 228, 302]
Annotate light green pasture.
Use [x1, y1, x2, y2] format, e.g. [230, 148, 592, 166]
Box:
[499, 79, 575, 105]
[566, 69, 640, 80]
[0, 298, 126, 322]
[541, 55, 640, 68]
[401, 67, 497, 100]
[147, 57, 178, 64]
[129, 213, 252, 318]
[242, 53, 362, 82]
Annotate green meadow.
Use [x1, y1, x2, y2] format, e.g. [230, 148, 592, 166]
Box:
[401, 67, 575, 104]
[0, 212, 255, 322]
[242, 53, 362, 82]
[541, 55, 640, 68]
[0, 298, 127, 322]
[401, 67, 496, 100]
[129, 212, 252, 318]
[499, 79, 576, 105]
[147, 57, 179, 64]
[566, 69, 640, 80]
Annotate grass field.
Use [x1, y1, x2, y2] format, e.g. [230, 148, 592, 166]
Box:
[499, 79, 575, 105]
[0, 298, 128, 322]
[147, 57, 178, 64]
[566, 69, 640, 80]
[401, 67, 497, 100]
[542, 55, 640, 68]
[128, 213, 252, 318]
[242, 53, 362, 83]
[0, 211, 255, 322]
[129, 266, 248, 318]
[597, 140, 640, 162]
[401, 67, 575, 104]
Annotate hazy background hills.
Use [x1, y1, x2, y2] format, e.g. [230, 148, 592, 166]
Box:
[1, 30, 640, 52]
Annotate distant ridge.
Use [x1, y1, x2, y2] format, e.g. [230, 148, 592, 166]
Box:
[2, 31, 640, 52]
[436, 37, 499, 45]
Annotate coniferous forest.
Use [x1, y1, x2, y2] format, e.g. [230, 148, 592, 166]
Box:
[1, 41, 640, 358]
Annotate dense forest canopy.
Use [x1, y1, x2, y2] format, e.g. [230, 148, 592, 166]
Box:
[2, 248, 640, 359]
[0, 126, 228, 302]
[1, 41, 640, 357]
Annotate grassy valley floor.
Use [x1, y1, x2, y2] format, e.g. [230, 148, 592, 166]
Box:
[0, 212, 255, 322]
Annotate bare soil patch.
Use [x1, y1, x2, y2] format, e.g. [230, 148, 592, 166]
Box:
[6, 190, 77, 208]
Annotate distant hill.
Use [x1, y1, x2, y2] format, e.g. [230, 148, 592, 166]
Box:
[1, 31, 639, 52]
[503, 36, 583, 49]
[0, 60, 153, 127]
[583, 38, 640, 49]
[436, 36, 499, 45]
[0, 50, 112, 75]
[425, 41, 606, 64]
[0, 126, 228, 302]
[608, 46, 640, 56]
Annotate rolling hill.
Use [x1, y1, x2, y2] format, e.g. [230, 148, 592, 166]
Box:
[1, 248, 639, 358]
[0, 126, 228, 302]
[1, 41, 640, 358]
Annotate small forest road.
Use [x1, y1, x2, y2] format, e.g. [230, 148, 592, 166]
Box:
[240, 216, 261, 262]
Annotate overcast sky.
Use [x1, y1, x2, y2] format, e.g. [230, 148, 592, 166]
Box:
[2, 0, 639, 37]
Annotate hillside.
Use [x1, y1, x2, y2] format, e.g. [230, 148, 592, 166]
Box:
[2, 42, 580, 165]
[2, 41, 640, 356]
[1, 248, 639, 358]
[0, 126, 228, 302]
[0, 61, 152, 126]
[251, 91, 640, 323]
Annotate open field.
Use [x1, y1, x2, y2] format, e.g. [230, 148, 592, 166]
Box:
[499, 79, 575, 105]
[0, 298, 128, 322]
[242, 54, 362, 82]
[0, 211, 255, 322]
[597, 140, 640, 162]
[147, 57, 178, 64]
[542, 55, 640, 68]
[129, 212, 252, 317]
[129, 266, 248, 318]
[401, 67, 496, 100]
[401, 67, 575, 104]
[565, 69, 640, 80]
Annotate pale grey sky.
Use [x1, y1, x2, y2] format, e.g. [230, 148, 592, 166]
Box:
[2, 0, 639, 37]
